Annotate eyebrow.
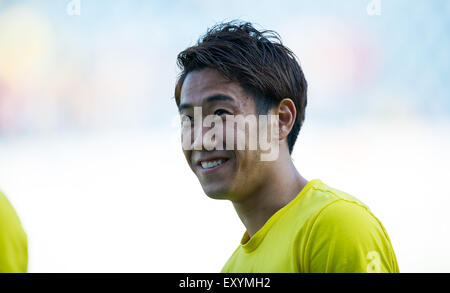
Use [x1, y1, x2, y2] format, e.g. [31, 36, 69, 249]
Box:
[178, 94, 236, 112]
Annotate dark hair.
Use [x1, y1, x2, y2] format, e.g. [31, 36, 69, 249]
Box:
[174, 20, 307, 153]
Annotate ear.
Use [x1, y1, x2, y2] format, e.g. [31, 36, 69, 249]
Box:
[276, 98, 296, 141]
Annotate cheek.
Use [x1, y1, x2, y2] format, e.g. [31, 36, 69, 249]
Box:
[234, 149, 260, 177]
[183, 150, 192, 168]
[230, 149, 266, 195]
[181, 123, 194, 150]
[223, 118, 259, 151]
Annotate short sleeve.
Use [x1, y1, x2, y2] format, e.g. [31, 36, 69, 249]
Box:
[0, 191, 28, 273]
[304, 199, 399, 273]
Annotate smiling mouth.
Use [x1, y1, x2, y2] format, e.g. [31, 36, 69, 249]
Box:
[198, 158, 229, 171]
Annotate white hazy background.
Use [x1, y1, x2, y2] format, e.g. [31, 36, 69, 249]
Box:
[0, 0, 449, 272]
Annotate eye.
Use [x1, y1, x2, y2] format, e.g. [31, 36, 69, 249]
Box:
[214, 109, 230, 116]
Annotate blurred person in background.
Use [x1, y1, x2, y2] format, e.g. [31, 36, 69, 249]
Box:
[0, 190, 27, 273]
[175, 21, 399, 273]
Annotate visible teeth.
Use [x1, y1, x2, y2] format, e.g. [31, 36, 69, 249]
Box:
[201, 159, 224, 169]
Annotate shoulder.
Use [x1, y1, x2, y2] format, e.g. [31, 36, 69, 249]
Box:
[313, 199, 380, 232]
[303, 181, 388, 246]
[0, 191, 22, 226]
[0, 190, 28, 273]
[291, 179, 371, 226]
[299, 184, 399, 273]
[306, 179, 368, 207]
[0, 189, 26, 238]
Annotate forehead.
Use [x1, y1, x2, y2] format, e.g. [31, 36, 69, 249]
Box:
[180, 68, 252, 107]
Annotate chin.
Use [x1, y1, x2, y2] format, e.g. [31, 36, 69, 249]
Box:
[201, 184, 233, 200]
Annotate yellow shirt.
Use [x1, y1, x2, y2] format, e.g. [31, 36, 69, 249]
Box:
[0, 190, 28, 273]
[221, 179, 399, 273]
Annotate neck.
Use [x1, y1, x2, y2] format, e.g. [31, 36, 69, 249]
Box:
[232, 155, 308, 238]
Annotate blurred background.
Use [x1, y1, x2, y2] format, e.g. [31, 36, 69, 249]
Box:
[0, 0, 449, 272]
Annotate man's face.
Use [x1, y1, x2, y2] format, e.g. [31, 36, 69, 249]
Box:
[178, 68, 270, 201]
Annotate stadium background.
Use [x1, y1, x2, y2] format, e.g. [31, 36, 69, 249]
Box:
[0, 0, 449, 272]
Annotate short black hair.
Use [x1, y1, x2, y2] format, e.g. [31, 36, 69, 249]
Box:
[174, 20, 308, 153]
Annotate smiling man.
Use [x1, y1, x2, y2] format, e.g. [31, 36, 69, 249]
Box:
[174, 21, 399, 273]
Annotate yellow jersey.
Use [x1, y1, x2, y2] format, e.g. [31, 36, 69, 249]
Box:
[221, 179, 399, 273]
[0, 190, 28, 273]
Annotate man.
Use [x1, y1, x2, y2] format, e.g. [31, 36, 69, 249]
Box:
[174, 21, 399, 273]
[0, 190, 28, 273]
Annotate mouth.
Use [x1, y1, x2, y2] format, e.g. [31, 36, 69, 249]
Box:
[197, 158, 230, 173]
